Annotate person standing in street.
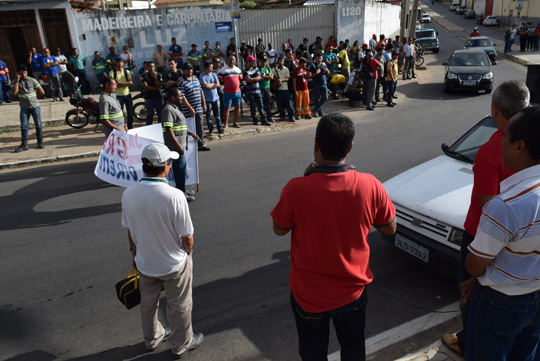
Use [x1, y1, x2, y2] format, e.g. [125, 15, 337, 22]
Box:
[178, 63, 209, 151]
[121, 142, 203, 359]
[99, 77, 127, 138]
[41, 48, 63, 101]
[199, 61, 224, 134]
[217, 55, 242, 129]
[464, 106, 540, 361]
[271, 113, 396, 361]
[243, 55, 270, 126]
[12, 64, 45, 152]
[403, 38, 415, 80]
[361, 51, 380, 111]
[292, 58, 311, 120]
[259, 57, 274, 123]
[0, 58, 11, 104]
[386, 51, 398, 107]
[141, 61, 164, 126]
[273, 56, 295, 122]
[161, 87, 199, 202]
[109, 58, 134, 129]
[309, 53, 329, 117]
[441, 80, 530, 356]
[69, 48, 91, 95]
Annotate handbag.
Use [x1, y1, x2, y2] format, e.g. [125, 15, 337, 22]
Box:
[270, 68, 281, 93]
[115, 268, 141, 310]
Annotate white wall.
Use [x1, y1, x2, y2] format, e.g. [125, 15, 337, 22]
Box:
[363, 1, 401, 45]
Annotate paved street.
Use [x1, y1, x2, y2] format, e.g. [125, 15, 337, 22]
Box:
[0, 1, 534, 360]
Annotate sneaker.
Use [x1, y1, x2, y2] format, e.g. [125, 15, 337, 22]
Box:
[412, 74, 417, 78]
[293, 116, 300, 121]
[173, 332, 204, 359]
[387, 103, 394, 107]
[305, 114, 312, 119]
[261, 121, 272, 126]
[393, 95, 398, 99]
[198, 146, 211, 151]
[290, 117, 296, 122]
[146, 327, 172, 352]
[312, 112, 319, 117]
[279, 117, 285, 122]
[366, 106, 375, 111]
[15, 144, 29, 153]
[6, 100, 11, 103]
[208, 130, 213, 135]
[318, 111, 325, 117]
[59, 97, 64, 101]
[186, 189, 195, 196]
[186, 195, 196, 202]
[38, 142, 45, 149]
[217, 129, 225, 134]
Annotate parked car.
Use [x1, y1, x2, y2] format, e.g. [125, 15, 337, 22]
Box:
[415, 28, 440, 53]
[449, 3, 458, 11]
[464, 10, 476, 19]
[416, 21, 422, 30]
[443, 49, 494, 94]
[421, 13, 432, 23]
[382, 115, 497, 277]
[456, 6, 466, 14]
[482, 15, 500, 26]
[463, 36, 497, 61]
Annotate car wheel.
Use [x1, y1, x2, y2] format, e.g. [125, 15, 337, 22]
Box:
[444, 84, 451, 94]
[485, 88, 492, 94]
[433, 48, 440, 53]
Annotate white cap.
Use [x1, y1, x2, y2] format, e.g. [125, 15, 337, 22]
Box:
[141, 143, 179, 167]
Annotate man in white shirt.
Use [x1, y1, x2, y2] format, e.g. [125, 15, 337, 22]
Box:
[122, 143, 203, 359]
[403, 38, 415, 80]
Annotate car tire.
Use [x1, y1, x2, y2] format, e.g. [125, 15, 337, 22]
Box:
[433, 48, 440, 53]
[444, 84, 451, 94]
[485, 88, 492, 94]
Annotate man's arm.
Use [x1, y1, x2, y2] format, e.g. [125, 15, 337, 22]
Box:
[128, 230, 137, 269]
[182, 235, 194, 255]
[465, 252, 492, 278]
[375, 218, 397, 236]
[165, 127, 184, 155]
[273, 221, 291, 236]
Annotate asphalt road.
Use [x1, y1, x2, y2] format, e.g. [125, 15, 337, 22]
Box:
[0, 7, 529, 361]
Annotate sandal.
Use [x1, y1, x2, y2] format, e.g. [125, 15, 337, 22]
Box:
[441, 333, 462, 355]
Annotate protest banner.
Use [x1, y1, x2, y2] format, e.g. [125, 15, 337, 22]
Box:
[186, 117, 199, 186]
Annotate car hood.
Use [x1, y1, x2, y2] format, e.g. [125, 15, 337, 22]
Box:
[466, 46, 496, 52]
[448, 65, 491, 74]
[383, 155, 472, 228]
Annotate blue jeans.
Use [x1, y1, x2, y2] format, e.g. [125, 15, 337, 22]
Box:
[0, 80, 10, 103]
[313, 84, 328, 114]
[291, 291, 367, 361]
[260, 88, 273, 121]
[246, 91, 267, 124]
[275, 89, 294, 120]
[171, 153, 187, 193]
[504, 38, 511, 53]
[145, 99, 163, 125]
[466, 282, 540, 361]
[117, 94, 134, 129]
[510, 38, 515, 51]
[205, 100, 222, 132]
[386, 80, 397, 104]
[20, 107, 43, 144]
[75, 69, 91, 95]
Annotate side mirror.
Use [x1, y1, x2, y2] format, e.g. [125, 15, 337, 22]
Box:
[436, 31, 439, 35]
[441, 143, 449, 152]
[442, 62, 448, 66]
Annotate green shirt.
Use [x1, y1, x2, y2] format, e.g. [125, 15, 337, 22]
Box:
[69, 55, 86, 70]
[260, 66, 271, 89]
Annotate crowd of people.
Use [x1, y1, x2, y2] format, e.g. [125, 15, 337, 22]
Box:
[504, 23, 540, 53]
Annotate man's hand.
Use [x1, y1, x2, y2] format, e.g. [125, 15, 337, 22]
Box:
[132, 255, 137, 269]
[461, 277, 476, 303]
[191, 134, 200, 143]
[124, 125, 128, 132]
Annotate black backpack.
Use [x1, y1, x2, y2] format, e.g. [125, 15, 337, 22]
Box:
[360, 59, 374, 79]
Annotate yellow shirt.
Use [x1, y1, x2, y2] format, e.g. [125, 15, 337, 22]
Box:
[109, 69, 132, 96]
[338, 49, 350, 70]
[386, 59, 398, 81]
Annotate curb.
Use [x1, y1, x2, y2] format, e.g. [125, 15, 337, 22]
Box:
[0, 119, 66, 133]
[0, 126, 283, 170]
[396, 341, 441, 361]
[497, 51, 528, 66]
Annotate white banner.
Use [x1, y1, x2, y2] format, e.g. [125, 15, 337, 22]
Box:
[94, 123, 199, 188]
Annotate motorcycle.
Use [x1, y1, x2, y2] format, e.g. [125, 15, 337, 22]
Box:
[470, 27, 481, 38]
[65, 87, 100, 129]
[415, 47, 426, 67]
[133, 92, 147, 121]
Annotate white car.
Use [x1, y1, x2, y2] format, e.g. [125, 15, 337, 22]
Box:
[382, 116, 497, 277]
[421, 13, 432, 23]
[482, 15, 499, 26]
[416, 21, 422, 30]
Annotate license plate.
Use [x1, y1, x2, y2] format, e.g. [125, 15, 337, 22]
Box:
[394, 234, 429, 262]
[463, 81, 476, 86]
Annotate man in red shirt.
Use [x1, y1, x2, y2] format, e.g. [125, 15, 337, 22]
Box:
[292, 58, 311, 120]
[271, 113, 396, 361]
[362, 51, 381, 111]
[441, 80, 530, 355]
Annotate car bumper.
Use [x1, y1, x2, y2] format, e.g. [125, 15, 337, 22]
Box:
[382, 225, 459, 278]
[445, 78, 493, 92]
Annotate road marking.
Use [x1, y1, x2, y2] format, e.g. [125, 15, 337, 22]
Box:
[327, 301, 459, 360]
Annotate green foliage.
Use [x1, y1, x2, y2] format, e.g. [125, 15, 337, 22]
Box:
[240, 0, 259, 9]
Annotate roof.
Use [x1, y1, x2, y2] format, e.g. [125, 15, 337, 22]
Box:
[303, 0, 334, 5]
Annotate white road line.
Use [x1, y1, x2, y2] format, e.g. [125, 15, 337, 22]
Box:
[327, 301, 460, 361]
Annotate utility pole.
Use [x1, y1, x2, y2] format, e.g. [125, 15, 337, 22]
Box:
[409, 0, 420, 39]
[400, 0, 411, 40]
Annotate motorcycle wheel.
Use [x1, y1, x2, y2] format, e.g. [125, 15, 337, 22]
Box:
[65, 111, 89, 128]
[270, 95, 279, 116]
[133, 102, 147, 121]
[415, 56, 425, 67]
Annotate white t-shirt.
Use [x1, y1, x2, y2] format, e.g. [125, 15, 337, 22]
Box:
[120, 52, 131, 68]
[122, 179, 194, 277]
[404, 44, 415, 57]
[57, 54, 68, 72]
[267, 49, 277, 65]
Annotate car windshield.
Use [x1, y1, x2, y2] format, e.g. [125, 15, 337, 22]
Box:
[449, 53, 490, 66]
[422, 14, 429, 18]
[470, 39, 493, 47]
[445, 116, 497, 163]
[416, 30, 436, 39]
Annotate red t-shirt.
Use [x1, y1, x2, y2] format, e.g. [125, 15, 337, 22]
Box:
[292, 68, 309, 91]
[463, 128, 514, 236]
[271, 166, 395, 313]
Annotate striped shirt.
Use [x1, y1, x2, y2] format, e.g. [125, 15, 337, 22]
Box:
[469, 164, 540, 295]
[161, 102, 187, 150]
[14, 77, 41, 109]
[217, 65, 242, 94]
[178, 75, 203, 116]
